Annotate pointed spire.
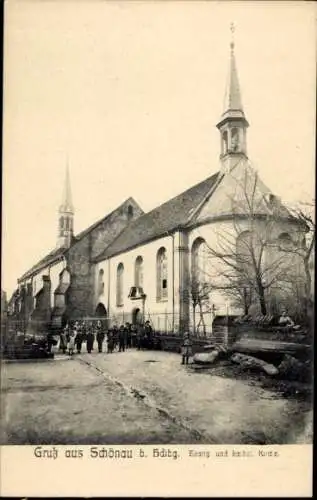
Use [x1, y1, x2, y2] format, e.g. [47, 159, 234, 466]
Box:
[216, 25, 249, 168]
[60, 161, 74, 213]
[216, 23, 249, 130]
[223, 23, 243, 113]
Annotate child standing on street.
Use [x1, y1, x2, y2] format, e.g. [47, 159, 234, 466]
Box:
[181, 332, 192, 365]
[67, 330, 75, 356]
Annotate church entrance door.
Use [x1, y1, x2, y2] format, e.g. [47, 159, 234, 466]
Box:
[95, 303, 108, 330]
[132, 307, 143, 326]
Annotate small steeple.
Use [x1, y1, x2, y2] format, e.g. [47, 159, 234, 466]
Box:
[216, 24, 249, 171]
[57, 162, 74, 248]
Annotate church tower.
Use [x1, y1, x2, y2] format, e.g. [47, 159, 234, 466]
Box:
[57, 164, 74, 248]
[216, 25, 249, 173]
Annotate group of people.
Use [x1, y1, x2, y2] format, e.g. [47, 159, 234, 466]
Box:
[59, 319, 155, 356]
[59, 320, 105, 356]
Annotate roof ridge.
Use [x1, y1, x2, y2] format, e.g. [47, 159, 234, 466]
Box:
[136, 173, 220, 219]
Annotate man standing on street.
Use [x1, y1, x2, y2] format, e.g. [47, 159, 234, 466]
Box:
[96, 320, 105, 353]
[75, 321, 83, 354]
[118, 325, 126, 352]
[86, 321, 95, 354]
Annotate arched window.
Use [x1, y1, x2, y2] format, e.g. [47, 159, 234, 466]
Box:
[127, 205, 134, 221]
[237, 231, 250, 262]
[236, 230, 263, 276]
[157, 248, 168, 301]
[277, 232, 293, 251]
[98, 269, 105, 295]
[135, 256, 144, 288]
[191, 237, 208, 282]
[116, 263, 124, 306]
[231, 127, 239, 151]
[222, 131, 228, 154]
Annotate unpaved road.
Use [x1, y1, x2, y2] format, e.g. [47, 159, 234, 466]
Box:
[0, 349, 312, 444]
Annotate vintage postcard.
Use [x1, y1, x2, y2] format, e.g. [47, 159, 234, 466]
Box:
[1, 0, 315, 497]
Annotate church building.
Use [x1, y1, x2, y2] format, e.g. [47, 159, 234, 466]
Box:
[92, 39, 306, 334]
[11, 38, 306, 335]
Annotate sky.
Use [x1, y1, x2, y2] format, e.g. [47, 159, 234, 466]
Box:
[2, 1, 316, 298]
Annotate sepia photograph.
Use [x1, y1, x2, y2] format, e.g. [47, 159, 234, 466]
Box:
[1, 0, 314, 461]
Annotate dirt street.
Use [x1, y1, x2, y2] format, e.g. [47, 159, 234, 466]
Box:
[0, 349, 312, 444]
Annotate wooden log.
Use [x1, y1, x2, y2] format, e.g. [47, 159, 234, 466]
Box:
[230, 352, 279, 376]
[232, 338, 310, 356]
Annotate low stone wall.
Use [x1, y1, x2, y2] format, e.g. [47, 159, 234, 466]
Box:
[155, 334, 217, 354]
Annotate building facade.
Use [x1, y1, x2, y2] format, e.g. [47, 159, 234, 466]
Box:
[92, 40, 307, 334]
[9, 39, 308, 335]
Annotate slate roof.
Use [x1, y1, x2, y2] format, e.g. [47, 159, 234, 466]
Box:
[95, 172, 220, 261]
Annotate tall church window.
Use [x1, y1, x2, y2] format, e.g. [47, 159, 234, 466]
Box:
[237, 230, 253, 264]
[98, 269, 105, 295]
[157, 248, 168, 301]
[116, 263, 124, 306]
[191, 238, 208, 282]
[135, 256, 144, 288]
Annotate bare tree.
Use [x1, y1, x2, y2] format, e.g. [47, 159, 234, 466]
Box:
[200, 167, 307, 316]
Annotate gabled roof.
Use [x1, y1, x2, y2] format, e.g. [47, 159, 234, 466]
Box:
[18, 197, 142, 282]
[95, 172, 220, 261]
